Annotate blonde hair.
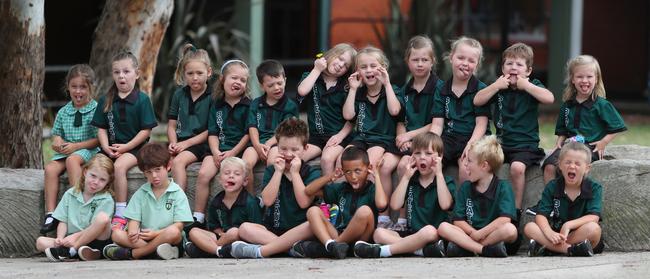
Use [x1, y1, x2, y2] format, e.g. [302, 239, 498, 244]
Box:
[219, 157, 248, 177]
[212, 59, 251, 101]
[562, 55, 606, 102]
[323, 43, 357, 76]
[447, 36, 484, 69]
[74, 154, 114, 196]
[174, 43, 212, 86]
[63, 64, 96, 99]
[468, 135, 504, 173]
[559, 141, 592, 164]
[502, 42, 534, 68]
[404, 35, 436, 66]
[356, 46, 390, 70]
[104, 50, 139, 113]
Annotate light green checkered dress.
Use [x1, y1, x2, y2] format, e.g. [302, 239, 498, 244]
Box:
[51, 100, 100, 161]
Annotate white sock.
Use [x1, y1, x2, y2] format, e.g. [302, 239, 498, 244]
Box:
[215, 246, 222, 256]
[325, 239, 335, 251]
[378, 216, 390, 223]
[413, 248, 424, 256]
[69, 247, 77, 257]
[397, 218, 407, 226]
[115, 202, 127, 217]
[380, 245, 392, 257]
[193, 212, 205, 223]
[255, 247, 263, 258]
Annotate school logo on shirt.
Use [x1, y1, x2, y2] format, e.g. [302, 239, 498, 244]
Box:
[444, 97, 454, 132]
[564, 107, 571, 129]
[339, 197, 347, 221]
[215, 111, 225, 141]
[465, 198, 474, 225]
[272, 198, 281, 228]
[256, 112, 262, 129]
[357, 103, 366, 136]
[406, 186, 414, 228]
[107, 111, 116, 144]
[216, 209, 224, 227]
[176, 117, 182, 135]
[90, 201, 97, 214]
[313, 90, 324, 135]
[496, 94, 504, 129]
[166, 199, 174, 210]
[550, 198, 562, 230]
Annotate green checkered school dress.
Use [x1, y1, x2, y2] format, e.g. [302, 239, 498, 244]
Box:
[50, 100, 99, 161]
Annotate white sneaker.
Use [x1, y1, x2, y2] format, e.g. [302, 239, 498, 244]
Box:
[156, 243, 179, 260]
[78, 246, 101, 261]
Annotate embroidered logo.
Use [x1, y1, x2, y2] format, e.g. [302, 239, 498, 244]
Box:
[406, 185, 414, 228]
[339, 197, 347, 220]
[496, 94, 504, 129]
[564, 107, 570, 129]
[312, 86, 325, 135]
[166, 199, 174, 210]
[465, 198, 474, 225]
[90, 201, 97, 214]
[357, 103, 367, 137]
[444, 96, 454, 132]
[107, 111, 116, 144]
[216, 110, 225, 141]
[273, 198, 281, 228]
[256, 112, 262, 129]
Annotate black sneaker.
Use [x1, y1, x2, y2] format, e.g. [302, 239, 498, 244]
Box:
[185, 242, 215, 258]
[217, 244, 233, 258]
[326, 241, 349, 259]
[40, 214, 59, 235]
[481, 241, 508, 258]
[568, 240, 594, 257]
[183, 218, 205, 236]
[446, 241, 474, 257]
[289, 240, 328, 258]
[527, 239, 546, 257]
[525, 204, 539, 216]
[45, 247, 71, 262]
[353, 241, 381, 258]
[423, 240, 446, 257]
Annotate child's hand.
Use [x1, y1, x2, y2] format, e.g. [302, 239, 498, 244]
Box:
[376, 66, 391, 86]
[547, 231, 566, 245]
[103, 145, 118, 158]
[173, 141, 189, 153]
[52, 138, 64, 153]
[54, 237, 64, 247]
[515, 75, 531, 90]
[470, 229, 486, 242]
[348, 72, 361, 90]
[589, 140, 607, 160]
[273, 156, 286, 172]
[325, 133, 344, 148]
[254, 144, 269, 162]
[432, 154, 443, 176]
[139, 229, 158, 241]
[314, 57, 327, 72]
[128, 229, 140, 243]
[461, 144, 471, 164]
[369, 157, 384, 179]
[331, 168, 344, 182]
[404, 157, 417, 178]
[494, 75, 510, 90]
[399, 141, 411, 152]
[212, 154, 222, 169]
[395, 134, 411, 150]
[111, 144, 129, 155]
[168, 142, 177, 155]
[289, 156, 302, 174]
[59, 142, 77, 155]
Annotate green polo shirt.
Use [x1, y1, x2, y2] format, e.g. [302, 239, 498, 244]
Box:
[297, 73, 349, 137]
[399, 73, 445, 132]
[487, 79, 545, 149]
[206, 189, 263, 232]
[536, 177, 603, 231]
[352, 85, 403, 144]
[554, 96, 627, 144]
[246, 94, 299, 143]
[91, 89, 158, 145]
[168, 85, 212, 140]
[403, 173, 456, 231]
[452, 176, 516, 229]
[208, 97, 251, 151]
[262, 163, 321, 232]
[52, 188, 114, 236]
[124, 180, 193, 230]
[432, 76, 488, 137]
[51, 100, 100, 161]
[323, 181, 377, 231]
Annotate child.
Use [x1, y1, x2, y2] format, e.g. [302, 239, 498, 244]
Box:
[296, 43, 356, 175]
[168, 44, 213, 192]
[103, 143, 193, 260]
[473, 42, 554, 223]
[291, 146, 387, 259]
[354, 132, 455, 258]
[91, 51, 158, 230]
[541, 55, 626, 185]
[430, 37, 488, 184]
[36, 154, 115, 261]
[42, 64, 100, 234]
[242, 60, 299, 190]
[226, 118, 321, 258]
[185, 157, 262, 258]
[524, 142, 603, 257]
[394, 35, 445, 231]
[343, 46, 402, 228]
[437, 135, 518, 258]
[192, 59, 252, 230]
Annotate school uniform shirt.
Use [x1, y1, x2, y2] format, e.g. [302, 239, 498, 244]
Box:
[246, 94, 299, 144]
[351, 85, 403, 144]
[487, 79, 546, 150]
[399, 73, 444, 132]
[403, 172, 456, 231]
[297, 73, 348, 137]
[124, 180, 193, 231]
[206, 189, 263, 232]
[536, 177, 603, 232]
[452, 176, 517, 229]
[261, 163, 321, 232]
[51, 100, 99, 161]
[432, 76, 488, 137]
[91, 89, 158, 145]
[323, 181, 377, 231]
[554, 96, 627, 144]
[208, 97, 251, 151]
[167, 85, 212, 140]
[52, 188, 114, 236]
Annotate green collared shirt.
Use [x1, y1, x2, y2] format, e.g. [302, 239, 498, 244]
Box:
[208, 97, 251, 151]
[351, 85, 403, 144]
[452, 176, 516, 229]
[399, 73, 444, 132]
[403, 173, 456, 231]
[168, 85, 212, 140]
[554, 96, 627, 143]
[206, 189, 263, 231]
[124, 180, 193, 230]
[432, 76, 488, 137]
[246, 94, 299, 143]
[323, 181, 377, 230]
[51, 100, 100, 160]
[52, 188, 114, 236]
[91, 90, 158, 145]
[536, 177, 603, 231]
[297, 72, 349, 137]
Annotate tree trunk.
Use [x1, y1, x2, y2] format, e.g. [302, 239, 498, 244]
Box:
[89, 0, 174, 96]
[0, 0, 45, 168]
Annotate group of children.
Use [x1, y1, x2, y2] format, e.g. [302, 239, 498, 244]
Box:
[37, 34, 626, 261]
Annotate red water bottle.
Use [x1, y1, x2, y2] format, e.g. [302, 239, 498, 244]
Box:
[319, 202, 330, 219]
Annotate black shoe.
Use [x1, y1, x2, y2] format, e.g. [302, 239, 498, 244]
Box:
[184, 242, 215, 258]
[40, 214, 59, 235]
[481, 241, 508, 258]
[446, 241, 474, 257]
[289, 240, 328, 258]
[45, 246, 71, 262]
[568, 240, 594, 257]
[326, 241, 349, 259]
[525, 204, 539, 216]
[353, 241, 381, 258]
[183, 218, 205, 236]
[217, 244, 233, 258]
[527, 239, 546, 257]
[423, 240, 446, 257]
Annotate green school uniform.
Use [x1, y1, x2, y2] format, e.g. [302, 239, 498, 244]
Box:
[246, 94, 299, 144]
[433, 76, 488, 137]
[91, 89, 157, 145]
[51, 100, 99, 161]
[167, 85, 212, 140]
[124, 180, 193, 231]
[352, 85, 403, 144]
[536, 177, 603, 231]
[262, 164, 321, 232]
[399, 73, 444, 132]
[52, 188, 114, 236]
[404, 173, 456, 231]
[208, 97, 251, 151]
[323, 181, 377, 231]
[554, 96, 627, 144]
[206, 189, 263, 232]
[297, 73, 348, 137]
[452, 176, 517, 229]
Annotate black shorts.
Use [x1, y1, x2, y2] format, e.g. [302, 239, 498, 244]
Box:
[183, 143, 210, 161]
[308, 134, 352, 150]
[266, 226, 289, 237]
[541, 144, 600, 168]
[397, 230, 415, 238]
[86, 239, 112, 251]
[348, 140, 401, 155]
[502, 147, 546, 167]
[99, 141, 146, 160]
[441, 133, 471, 166]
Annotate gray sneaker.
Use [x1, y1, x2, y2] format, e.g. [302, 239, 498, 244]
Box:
[230, 241, 261, 259]
[156, 243, 179, 260]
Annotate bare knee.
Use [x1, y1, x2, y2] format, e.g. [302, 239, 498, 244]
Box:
[437, 222, 453, 236]
[161, 226, 182, 242]
[420, 225, 439, 241]
[45, 161, 64, 177]
[355, 206, 374, 220]
[583, 221, 601, 235]
[94, 212, 111, 226]
[510, 163, 526, 177]
[307, 206, 323, 219]
[503, 223, 518, 239]
[523, 222, 540, 237]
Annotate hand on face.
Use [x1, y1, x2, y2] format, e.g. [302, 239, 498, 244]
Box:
[375, 66, 390, 86]
[348, 72, 361, 90]
[314, 57, 327, 72]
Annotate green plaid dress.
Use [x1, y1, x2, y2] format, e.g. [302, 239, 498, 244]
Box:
[51, 100, 99, 161]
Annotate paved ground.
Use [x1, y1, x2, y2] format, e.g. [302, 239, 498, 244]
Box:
[1, 252, 649, 278]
